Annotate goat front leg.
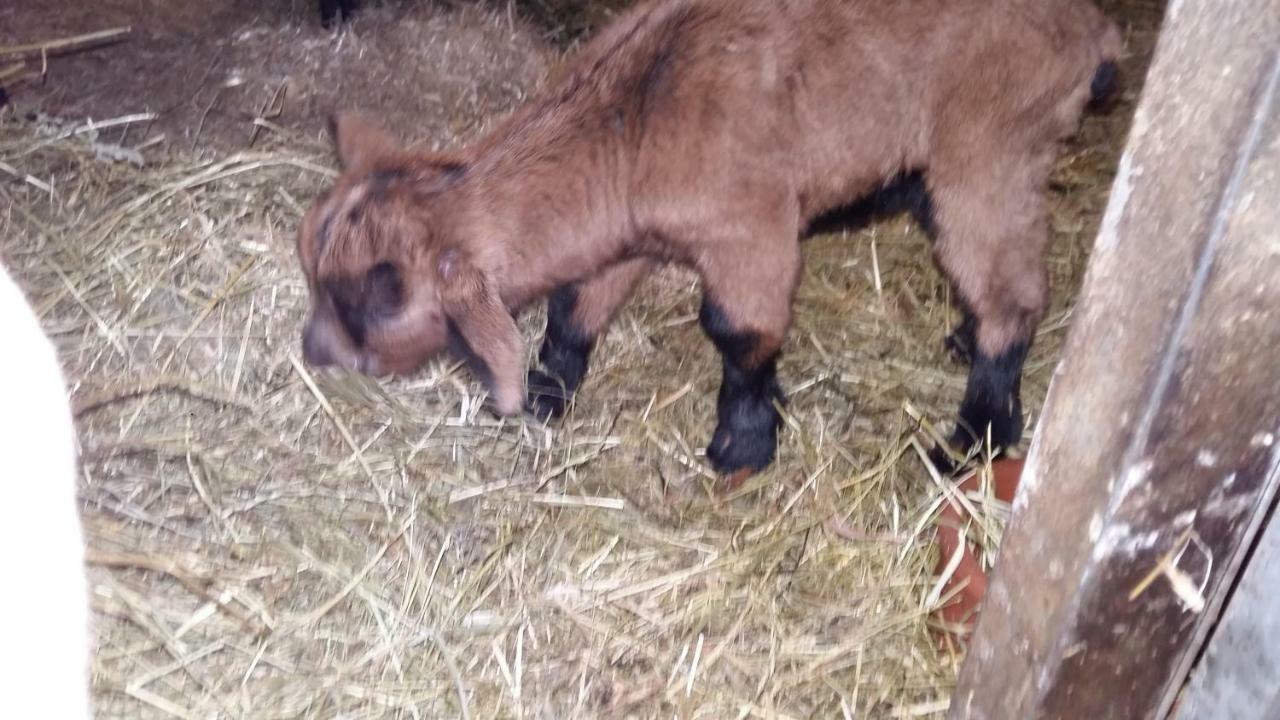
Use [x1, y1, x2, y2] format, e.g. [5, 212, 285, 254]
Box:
[697, 235, 801, 479]
[528, 257, 656, 419]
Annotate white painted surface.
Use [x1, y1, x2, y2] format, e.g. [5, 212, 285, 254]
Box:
[0, 263, 90, 718]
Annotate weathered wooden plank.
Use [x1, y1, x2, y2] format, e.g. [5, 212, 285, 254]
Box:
[948, 0, 1280, 717]
[1176, 490, 1280, 720]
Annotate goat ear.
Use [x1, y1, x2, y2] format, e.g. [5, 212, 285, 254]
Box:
[328, 111, 399, 171]
[434, 247, 525, 415]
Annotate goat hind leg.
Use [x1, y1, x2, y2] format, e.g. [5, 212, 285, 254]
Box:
[927, 159, 1050, 467]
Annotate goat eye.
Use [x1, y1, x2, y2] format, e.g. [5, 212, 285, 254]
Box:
[366, 262, 404, 318]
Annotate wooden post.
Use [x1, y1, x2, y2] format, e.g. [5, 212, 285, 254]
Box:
[948, 0, 1280, 717]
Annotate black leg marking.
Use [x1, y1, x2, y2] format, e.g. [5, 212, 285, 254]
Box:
[699, 299, 785, 475]
[956, 339, 1029, 451]
[527, 284, 596, 420]
[944, 311, 978, 365]
[933, 339, 1030, 472]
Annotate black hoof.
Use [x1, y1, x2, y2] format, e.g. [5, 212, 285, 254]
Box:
[705, 404, 780, 475]
[927, 437, 977, 476]
[526, 369, 570, 421]
[929, 427, 1018, 476]
[927, 442, 958, 475]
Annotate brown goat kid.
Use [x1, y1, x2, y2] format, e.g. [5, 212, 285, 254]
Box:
[297, 0, 1122, 478]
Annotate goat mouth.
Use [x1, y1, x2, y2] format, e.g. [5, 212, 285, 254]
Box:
[353, 352, 399, 378]
[358, 352, 431, 379]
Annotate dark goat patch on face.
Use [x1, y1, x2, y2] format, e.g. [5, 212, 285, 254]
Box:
[366, 262, 404, 320]
[321, 263, 404, 347]
[367, 168, 408, 201]
[325, 276, 368, 347]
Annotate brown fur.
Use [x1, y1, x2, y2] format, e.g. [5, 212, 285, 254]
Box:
[296, 0, 1121, 468]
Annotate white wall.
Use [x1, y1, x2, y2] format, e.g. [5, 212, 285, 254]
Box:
[0, 262, 90, 718]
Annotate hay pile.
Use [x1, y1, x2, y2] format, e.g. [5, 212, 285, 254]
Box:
[0, 1, 1159, 716]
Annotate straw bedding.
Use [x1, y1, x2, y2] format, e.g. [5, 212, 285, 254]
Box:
[0, 1, 1163, 716]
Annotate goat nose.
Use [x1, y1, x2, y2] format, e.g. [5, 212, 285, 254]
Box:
[302, 325, 335, 368]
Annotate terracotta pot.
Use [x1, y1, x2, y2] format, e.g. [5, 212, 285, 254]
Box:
[932, 456, 1025, 644]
